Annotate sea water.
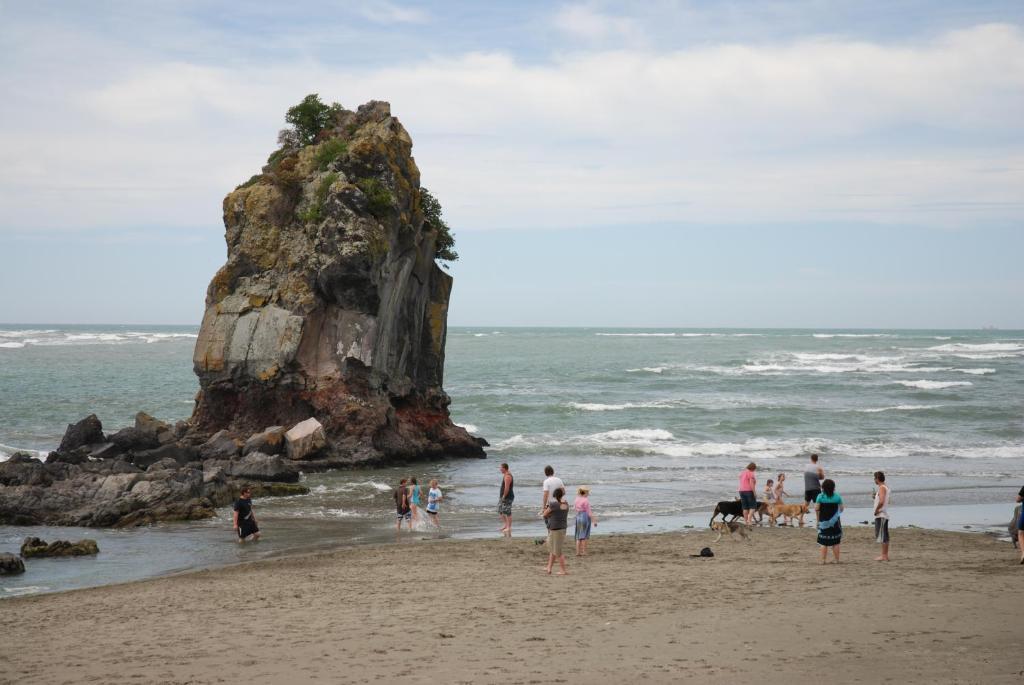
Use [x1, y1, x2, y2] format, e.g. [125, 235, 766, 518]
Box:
[1, 325, 1022, 595]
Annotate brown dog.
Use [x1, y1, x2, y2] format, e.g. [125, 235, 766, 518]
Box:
[710, 520, 751, 542]
[769, 502, 808, 527]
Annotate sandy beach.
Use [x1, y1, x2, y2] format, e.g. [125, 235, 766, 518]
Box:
[2, 525, 1020, 684]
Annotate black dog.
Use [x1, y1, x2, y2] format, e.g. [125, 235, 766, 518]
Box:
[709, 500, 768, 526]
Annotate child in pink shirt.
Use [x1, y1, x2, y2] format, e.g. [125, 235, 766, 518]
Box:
[573, 487, 596, 555]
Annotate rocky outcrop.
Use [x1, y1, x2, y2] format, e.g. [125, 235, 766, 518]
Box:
[190, 100, 485, 465]
[0, 447, 308, 527]
[0, 553, 25, 575]
[20, 537, 99, 558]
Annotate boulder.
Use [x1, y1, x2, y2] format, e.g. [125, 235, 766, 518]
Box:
[243, 426, 286, 456]
[45, 448, 90, 465]
[199, 430, 241, 460]
[227, 452, 300, 483]
[0, 456, 52, 487]
[135, 412, 173, 444]
[285, 418, 326, 460]
[0, 552, 25, 575]
[20, 537, 100, 558]
[131, 444, 200, 469]
[57, 414, 105, 452]
[109, 426, 160, 452]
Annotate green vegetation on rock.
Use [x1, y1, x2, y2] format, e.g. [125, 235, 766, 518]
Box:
[356, 178, 395, 219]
[300, 172, 339, 223]
[285, 94, 343, 145]
[236, 174, 263, 190]
[420, 187, 458, 262]
[314, 138, 349, 171]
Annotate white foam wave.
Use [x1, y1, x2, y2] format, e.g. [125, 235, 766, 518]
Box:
[626, 367, 666, 374]
[457, 423, 480, 434]
[929, 342, 1023, 353]
[955, 368, 995, 375]
[569, 400, 682, 412]
[858, 405, 943, 413]
[596, 333, 677, 337]
[895, 380, 973, 390]
[813, 333, 892, 338]
[3, 586, 51, 597]
[0, 443, 48, 461]
[953, 353, 1021, 360]
[590, 428, 675, 442]
[0, 342, 25, 348]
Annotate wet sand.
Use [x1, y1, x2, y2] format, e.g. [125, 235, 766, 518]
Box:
[2, 526, 1020, 684]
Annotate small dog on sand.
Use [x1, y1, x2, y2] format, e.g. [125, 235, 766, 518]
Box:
[710, 520, 751, 542]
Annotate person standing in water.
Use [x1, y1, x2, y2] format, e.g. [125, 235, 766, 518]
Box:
[232, 486, 260, 543]
[498, 463, 515, 537]
[426, 479, 443, 530]
[408, 477, 422, 526]
[804, 454, 824, 520]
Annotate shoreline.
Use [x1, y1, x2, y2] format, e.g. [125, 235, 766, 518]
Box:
[2, 499, 1018, 600]
[4, 526, 1021, 683]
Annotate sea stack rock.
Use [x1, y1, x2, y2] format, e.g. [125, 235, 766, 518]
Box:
[191, 99, 485, 465]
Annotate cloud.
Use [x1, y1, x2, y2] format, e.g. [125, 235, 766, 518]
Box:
[1, 20, 1022, 235]
[355, 1, 430, 25]
[552, 4, 644, 43]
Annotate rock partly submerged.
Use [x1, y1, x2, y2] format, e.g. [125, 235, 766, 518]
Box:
[0, 98, 485, 528]
[20, 537, 99, 558]
[0, 552, 26, 575]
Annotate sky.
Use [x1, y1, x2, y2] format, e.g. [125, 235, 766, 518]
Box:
[0, 0, 1022, 328]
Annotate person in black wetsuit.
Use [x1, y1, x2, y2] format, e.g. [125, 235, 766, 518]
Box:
[233, 487, 260, 543]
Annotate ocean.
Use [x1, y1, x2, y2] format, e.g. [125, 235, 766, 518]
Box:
[1, 325, 1022, 596]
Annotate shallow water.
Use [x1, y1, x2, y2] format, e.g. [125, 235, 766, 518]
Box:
[1, 325, 1022, 596]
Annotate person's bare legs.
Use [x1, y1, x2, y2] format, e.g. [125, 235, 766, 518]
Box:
[819, 545, 827, 564]
[875, 542, 889, 561]
[545, 552, 554, 574]
[833, 544, 841, 563]
[1018, 530, 1023, 563]
[556, 554, 568, 575]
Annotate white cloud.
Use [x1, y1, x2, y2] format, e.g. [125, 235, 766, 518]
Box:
[552, 4, 644, 43]
[1, 23, 1022, 234]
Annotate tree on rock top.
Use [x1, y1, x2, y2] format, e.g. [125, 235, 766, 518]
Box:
[283, 94, 342, 145]
[421, 187, 458, 263]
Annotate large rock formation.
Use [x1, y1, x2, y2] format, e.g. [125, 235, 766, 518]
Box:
[190, 100, 484, 465]
[0, 98, 483, 528]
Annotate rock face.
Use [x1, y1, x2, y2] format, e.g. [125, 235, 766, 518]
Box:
[190, 100, 485, 464]
[20, 537, 99, 558]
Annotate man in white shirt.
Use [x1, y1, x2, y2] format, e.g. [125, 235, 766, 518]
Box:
[540, 465, 564, 516]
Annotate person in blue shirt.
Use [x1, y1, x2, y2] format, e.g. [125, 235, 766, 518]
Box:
[815, 478, 844, 564]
